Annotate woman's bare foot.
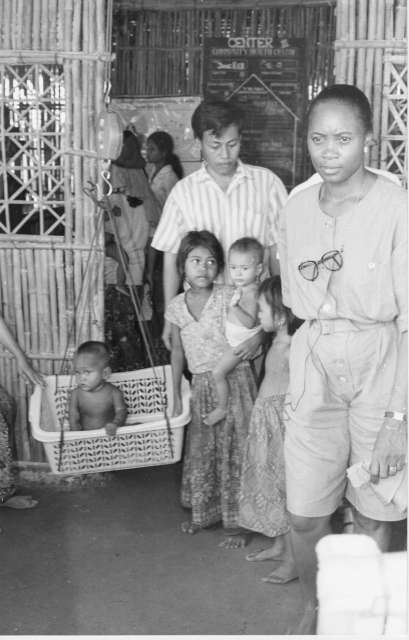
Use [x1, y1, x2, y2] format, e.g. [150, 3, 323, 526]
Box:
[203, 407, 227, 426]
[246, 540, 285, 562]
[262, 558, 298, 584]
[0, 495, 38, 509]
[181, 520, 201, 534]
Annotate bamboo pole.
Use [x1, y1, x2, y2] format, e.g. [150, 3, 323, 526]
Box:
[16, 0, 24, 49]
[55, 248, 68, 359]
[356, 0, 367, 88]
[41, 0, 49, 49]
[32, 0, 41, 50]
[12, 250, 26, 351]
[335, 0, 349, 82]
[23, 0, 33, 48]
[20, 250, 32, 355]
[25, 249, 39, 356]
[364, 0, 377, 99]
[371, 0, 385, 167]
[48, 0, 57, 51]
[395, 0, 407, 39]
[57, 0, 64, 50]
[3, 0, 11, 49]
[346, 0, 356, 84]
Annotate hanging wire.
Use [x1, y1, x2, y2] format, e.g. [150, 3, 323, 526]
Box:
[96, 177, 174, 459]
[55, 167, 175, 472]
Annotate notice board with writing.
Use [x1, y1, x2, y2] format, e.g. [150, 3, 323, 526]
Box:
[203, 36, 306, 189]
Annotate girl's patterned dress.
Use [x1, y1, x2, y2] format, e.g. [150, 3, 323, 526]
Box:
[238, 339, 291, 537]
[166, 284, 257, 530]
[0, 386, 17, 503]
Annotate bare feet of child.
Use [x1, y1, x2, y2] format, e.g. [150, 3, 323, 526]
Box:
[181, 521, 201, 534]
[0, 495, 38, 509]
[203, 407, 227, 426]
[218, 528, 249, 549]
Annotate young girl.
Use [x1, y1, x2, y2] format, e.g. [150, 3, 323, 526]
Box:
[166, 230, 257, 548]
[238, 276, 302, 582]
[204, 237, 263, 426]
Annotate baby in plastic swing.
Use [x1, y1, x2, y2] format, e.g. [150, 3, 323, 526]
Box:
[69, 341, 127, 436]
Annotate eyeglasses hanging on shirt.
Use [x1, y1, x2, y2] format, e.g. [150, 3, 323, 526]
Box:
[298, 249, 343, 282]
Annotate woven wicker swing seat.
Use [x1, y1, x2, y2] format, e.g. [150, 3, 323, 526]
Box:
[29, 365, 191, 475]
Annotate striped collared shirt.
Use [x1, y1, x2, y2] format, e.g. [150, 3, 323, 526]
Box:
[151, 160, 288, 258]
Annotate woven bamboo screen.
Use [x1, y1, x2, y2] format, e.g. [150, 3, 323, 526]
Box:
[335, 0, 407, 183]
[0, 0, 112, 461]
[111, 1, 336, 99]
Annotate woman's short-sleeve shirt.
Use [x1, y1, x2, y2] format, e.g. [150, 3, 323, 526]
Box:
[278, 176, 407, 332]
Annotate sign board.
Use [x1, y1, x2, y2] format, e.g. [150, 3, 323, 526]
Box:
[203, 36, 306, 188]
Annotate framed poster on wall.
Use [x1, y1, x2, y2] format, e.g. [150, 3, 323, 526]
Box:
[203, 36, 307, 189]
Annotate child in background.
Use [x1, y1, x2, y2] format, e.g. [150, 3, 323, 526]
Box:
[239, 276, 302, 583]
[204, 237, 263, 426]
[166, 230, 257, 548]
[69, 341, 127, 437]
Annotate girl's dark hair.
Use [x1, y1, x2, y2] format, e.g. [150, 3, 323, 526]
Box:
[258, 276, 303, 336]
[75, 341, 110, 366]
[147, 130, 184, 180]
[191, 100, 245, 140]
[307, 84, 373, 133]
[176, 230, 225, 278]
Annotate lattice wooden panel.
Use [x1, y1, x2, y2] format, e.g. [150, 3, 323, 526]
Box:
[381, 53, 407, 186]
[0, 63, 67, 235]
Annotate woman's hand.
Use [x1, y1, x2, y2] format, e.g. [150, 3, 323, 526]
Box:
[233, 331, 263, 361]
[16, 354, 45, 387]
[369, 419, 407, 483]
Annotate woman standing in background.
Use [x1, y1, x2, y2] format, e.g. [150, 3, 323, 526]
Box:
[145, 131, 183, 312]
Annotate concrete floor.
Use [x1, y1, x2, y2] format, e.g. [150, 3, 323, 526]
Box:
[0, 463, 406, 636]
[0, 463, 304, 635]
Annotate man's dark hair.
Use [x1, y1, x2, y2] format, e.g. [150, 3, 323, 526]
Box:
[191, 100, 245, 140]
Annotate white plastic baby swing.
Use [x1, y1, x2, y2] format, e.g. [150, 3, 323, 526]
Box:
[29, 111, 191, 474]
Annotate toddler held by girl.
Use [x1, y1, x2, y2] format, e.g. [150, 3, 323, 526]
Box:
[239, 276, 302, 583]
[166, 230, 257, 548]
[204, 237, 263, 426]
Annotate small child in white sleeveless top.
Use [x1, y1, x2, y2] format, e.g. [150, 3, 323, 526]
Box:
[204, 237, 263, 427]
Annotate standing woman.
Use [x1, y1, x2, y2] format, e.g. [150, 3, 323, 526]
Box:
[278, 84, 407, 634]
[145, 131, 183, 303]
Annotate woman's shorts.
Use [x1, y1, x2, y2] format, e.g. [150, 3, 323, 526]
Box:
[284, 320, 406, 522]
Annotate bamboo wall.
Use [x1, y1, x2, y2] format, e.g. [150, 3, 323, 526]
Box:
[335, 0, 407, 182]
[0, 0, 112, 461]
[111, 2, 336, 99]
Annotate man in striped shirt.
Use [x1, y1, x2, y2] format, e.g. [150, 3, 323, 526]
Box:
[151, 100, 288, 350]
